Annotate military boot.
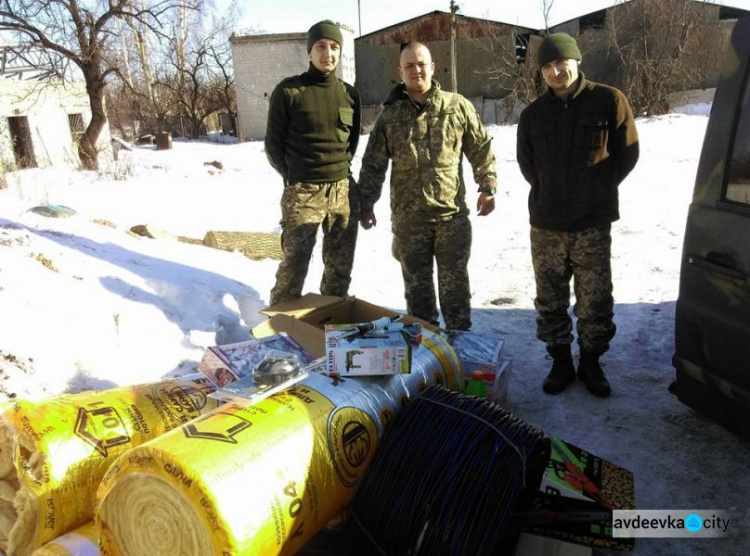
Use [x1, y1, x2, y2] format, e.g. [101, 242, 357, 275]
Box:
[578, 351, 611, 398]
[543, 344, 576, 394]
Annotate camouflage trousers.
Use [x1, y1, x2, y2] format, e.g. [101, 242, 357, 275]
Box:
[530, 225, 615, 355]
[393, 215, 472, 331]
[270, 178, 358, 306]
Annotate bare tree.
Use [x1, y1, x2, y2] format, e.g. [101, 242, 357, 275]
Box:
[126, 4, 166, 129]
[0, 0, 184, 169]
[154, 4, 237, 138]
[541, 0, 555, 34]
[605, 0, 713, 116]
[473, 19, 549, 122]
[475, 28, 541, 122]
[106, 4, 173, 139]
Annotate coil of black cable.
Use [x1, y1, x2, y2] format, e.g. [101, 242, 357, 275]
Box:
[348, 384, 550, 556]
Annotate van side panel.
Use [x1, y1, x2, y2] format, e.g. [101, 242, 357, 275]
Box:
[674, 16, 750, 439]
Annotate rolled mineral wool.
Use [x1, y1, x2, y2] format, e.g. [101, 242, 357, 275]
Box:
[31, 522, 98, 556]
[96, 330, 461, 555]
[0, 377, 218, 556]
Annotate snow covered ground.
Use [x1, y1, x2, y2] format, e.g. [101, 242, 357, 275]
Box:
[1, 108, 748, 555]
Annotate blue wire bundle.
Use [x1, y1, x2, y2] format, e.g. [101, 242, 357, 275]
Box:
[350, 385, 550, 556]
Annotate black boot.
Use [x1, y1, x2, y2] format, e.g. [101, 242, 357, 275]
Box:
[578, 351, 611, 397]
[543, 344, 576, 394]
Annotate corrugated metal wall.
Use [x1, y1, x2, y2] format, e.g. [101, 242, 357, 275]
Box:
[354, 12, 529, 105]
[355, 6, 744, 113]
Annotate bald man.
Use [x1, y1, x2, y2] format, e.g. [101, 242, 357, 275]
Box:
[358, 42, 497, 331]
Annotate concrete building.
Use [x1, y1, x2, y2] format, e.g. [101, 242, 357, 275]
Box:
[230, 23, 355, 141]
[0, 78, 110, 171]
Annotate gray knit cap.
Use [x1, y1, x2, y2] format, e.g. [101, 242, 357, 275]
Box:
[307, 20, 343, 52]
[537, 33, 582, 68]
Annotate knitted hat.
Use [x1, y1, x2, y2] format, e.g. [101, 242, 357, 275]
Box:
[307, 20, 343, 52]
[537, 33, 582, 68]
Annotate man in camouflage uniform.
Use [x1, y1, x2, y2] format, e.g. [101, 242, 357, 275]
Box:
[265, 20, 361, 306]
[517, 33, 639, 397]
[358, 42, 497, 331]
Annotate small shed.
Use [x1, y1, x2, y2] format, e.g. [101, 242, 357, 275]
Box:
[0, 77, 110, 171]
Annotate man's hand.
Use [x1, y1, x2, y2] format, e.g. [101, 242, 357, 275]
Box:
[477, 192, 496, 216]
[360, 211, 377, 230]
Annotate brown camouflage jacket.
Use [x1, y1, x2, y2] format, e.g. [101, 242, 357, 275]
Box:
[358, 81, 497, 223]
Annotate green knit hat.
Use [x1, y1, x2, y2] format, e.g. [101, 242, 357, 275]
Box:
[307, 20, 343, 52]
[537, 33, 582, 68]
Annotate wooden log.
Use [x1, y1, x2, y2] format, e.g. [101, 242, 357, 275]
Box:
[129, 224, 171, 239]
[177, 236, 203, 246]
[202, 231, 283, 261]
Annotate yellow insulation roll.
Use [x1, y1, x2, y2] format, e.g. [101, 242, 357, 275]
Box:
[97, 330, 461, 555]
[31, 522, 98, 556]
[0, 377, 219, 556]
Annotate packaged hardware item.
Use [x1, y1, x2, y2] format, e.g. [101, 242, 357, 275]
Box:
[527, 436, 636, 550]
[210, 351, 313, 406]
[447, 331, 511, 403]
[198, 333, 313, 388]
[324, 319, 422, 376]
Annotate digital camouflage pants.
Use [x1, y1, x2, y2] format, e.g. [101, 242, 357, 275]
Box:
[393, 215, 472, 331]
[270, 178, 358, 306]
[530, 224, 615, 355]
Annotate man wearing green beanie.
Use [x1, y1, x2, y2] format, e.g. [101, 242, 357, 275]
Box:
[265, 20, 361, 306]
[517, 33, 639, 398]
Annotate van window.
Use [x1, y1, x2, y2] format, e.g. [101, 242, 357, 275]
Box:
[726, 73, 750, 205]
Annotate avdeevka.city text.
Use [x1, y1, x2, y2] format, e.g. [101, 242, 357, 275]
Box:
[612, 510, 730, 538]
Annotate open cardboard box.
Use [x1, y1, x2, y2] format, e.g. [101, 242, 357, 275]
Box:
[251, 293, 436, 359]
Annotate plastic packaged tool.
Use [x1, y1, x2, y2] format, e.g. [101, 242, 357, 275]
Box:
[209, 350, 310, 405]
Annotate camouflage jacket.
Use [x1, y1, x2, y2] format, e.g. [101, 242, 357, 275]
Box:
[358, 81, 497, 223]
[517, 73, 639, 231]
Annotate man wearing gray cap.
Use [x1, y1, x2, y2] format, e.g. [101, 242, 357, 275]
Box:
[517, 33, 639, 397]
[265, 20, 361, 306]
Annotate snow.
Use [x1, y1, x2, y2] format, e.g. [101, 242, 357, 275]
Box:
[1, 104, 749, 555]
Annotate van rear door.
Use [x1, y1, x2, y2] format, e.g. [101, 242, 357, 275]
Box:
[673, 16, 750, 439]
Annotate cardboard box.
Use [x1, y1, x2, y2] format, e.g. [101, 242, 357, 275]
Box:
[252, 294, 435, 359]
[325, 325, 412, 376]
[526, 436, 635, 550]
